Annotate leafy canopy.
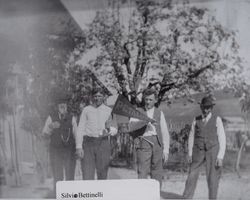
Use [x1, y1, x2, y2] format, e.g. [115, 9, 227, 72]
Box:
[70, 0, 245, 106]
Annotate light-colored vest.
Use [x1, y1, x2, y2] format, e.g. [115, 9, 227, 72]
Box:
[137, 107, 163, 147]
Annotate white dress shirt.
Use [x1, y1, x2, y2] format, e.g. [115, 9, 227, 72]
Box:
[42, 114, 77, 138]
[76, 104, 118, 149]
[188, 112, 226, 159]
[130, 107, 170, 154]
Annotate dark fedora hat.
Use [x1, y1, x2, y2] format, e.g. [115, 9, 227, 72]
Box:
[199, 96, 215, 107]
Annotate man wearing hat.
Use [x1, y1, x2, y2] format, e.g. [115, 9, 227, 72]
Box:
[182, 96, 226, 199]
[42, 92, 77, 195]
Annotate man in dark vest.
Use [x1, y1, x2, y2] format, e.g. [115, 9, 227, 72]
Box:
[129, 88, 170, 187]
[182, 96, 226, 199]
[42, 94, 77, 195]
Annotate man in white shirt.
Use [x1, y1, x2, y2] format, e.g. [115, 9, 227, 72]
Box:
[76, 88, 117, 180]
[129, 88, 170, 187]
[182, 96, 226, 199]
[42, 95, 77, 196]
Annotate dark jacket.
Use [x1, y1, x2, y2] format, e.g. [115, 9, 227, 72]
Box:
[50, 112, 75, 148]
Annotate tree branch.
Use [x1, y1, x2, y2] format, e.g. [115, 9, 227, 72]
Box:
[123, 42, 132, 75]
[187, 64, 212, 79]
[156, 63, 215, 106]
[139, 31, 148, 77]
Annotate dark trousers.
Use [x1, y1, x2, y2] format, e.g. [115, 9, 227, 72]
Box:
[49, 146, 76, 191]
[81, 136, 111, 180]
[183, 145, 222, 199]
[136, 136, 163, 186]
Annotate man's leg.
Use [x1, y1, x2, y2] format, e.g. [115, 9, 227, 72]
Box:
[205, 146, 222, 199]
[49, 147, 64, 193]
[81, 139, 96, 180]
[96, 138, 111, 180]
[151, 140, 163, 187]
[65, 146, 76, 180]
[183, 146, 205, 199]
[136, 139, 152, 179]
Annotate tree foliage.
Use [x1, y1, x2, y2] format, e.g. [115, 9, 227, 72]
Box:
[20, 15, 86, 133]
[240, 84, 250, 117]
[72, 0, 245, 106]
[0, 67, 12, 117]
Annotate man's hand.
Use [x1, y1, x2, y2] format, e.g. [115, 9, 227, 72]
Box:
[163, 150, 169, 164]
[48, 121, 60, 129]
[187, 155, 192, 164]
[147, 123, 154, 131]
[54, 121, 60, 128]
[215, 158, 223, 167]
[76, 148, 84, 159]
[102, 128, 110, 136]
[147, 122, 157, 132]
[151, 120, 158, 127]
[105, 118, 112, 131]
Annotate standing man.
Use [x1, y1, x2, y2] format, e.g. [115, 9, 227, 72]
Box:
[76, 88, 117, 180]
[129, 88, 170, 187]
[43, 94, 77, 195]
[182, 96, 226, 199]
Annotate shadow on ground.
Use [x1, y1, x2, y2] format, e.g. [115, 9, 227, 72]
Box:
[160, 191, 184, 199]
[44, 189, 56, 199]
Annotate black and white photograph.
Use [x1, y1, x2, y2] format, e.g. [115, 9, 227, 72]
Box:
[0, 0, 250, 199]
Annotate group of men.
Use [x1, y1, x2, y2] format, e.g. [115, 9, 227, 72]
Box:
[43, 87, 226, 199]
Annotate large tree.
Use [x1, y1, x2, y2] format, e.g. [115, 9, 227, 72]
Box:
[70, 0, 245, 106]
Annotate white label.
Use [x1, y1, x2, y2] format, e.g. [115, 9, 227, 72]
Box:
[56, 179, 160, 200]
